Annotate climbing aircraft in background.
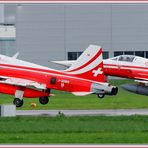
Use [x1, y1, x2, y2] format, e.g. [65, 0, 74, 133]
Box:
[52, 54, 148, 96]
[104, 55, 148, 96]
[0, 45, 118, 107]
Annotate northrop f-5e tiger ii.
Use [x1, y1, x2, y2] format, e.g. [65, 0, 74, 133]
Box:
[0, 45, 118, 107]
[53, 53, 148, 96]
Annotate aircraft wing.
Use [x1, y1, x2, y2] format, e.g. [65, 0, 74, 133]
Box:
[0, 76, 46, 89]
[51, 60, 75, 68]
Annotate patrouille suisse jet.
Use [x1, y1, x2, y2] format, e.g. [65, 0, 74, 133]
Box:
[0, 45, 118, 107]
[53, 54, 148, 96]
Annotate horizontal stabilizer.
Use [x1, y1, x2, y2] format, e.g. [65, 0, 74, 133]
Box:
[51, 60, 75, 67]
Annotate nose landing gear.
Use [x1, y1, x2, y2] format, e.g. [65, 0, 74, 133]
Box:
[39, 96, 49, 105]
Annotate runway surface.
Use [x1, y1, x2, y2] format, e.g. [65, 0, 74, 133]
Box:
[16, 109, 148, 116]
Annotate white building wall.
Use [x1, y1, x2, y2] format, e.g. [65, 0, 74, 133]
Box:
[3, 4, 148, 68]
[112, 4, 148, 52]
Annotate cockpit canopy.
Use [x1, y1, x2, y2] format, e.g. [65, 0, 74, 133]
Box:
[111, 55, 136, 62]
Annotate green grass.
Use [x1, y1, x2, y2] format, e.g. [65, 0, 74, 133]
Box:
[0, 79, 148, 110]
[1, 115, 148, 144]
[0, 79, 147, 144]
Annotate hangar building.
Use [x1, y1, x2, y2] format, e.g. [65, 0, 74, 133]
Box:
[0, 4, 148, 68]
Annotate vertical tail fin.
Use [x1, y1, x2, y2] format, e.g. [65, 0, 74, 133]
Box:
[65, 45, 104, 82]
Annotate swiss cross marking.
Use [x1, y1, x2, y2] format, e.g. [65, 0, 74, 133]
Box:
[92, 68, 103, 77]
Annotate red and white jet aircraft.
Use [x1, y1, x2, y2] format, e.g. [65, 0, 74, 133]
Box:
[0, 45, 118, 107]
[53, 54, 148, 96]
[103, 55, 148, 96]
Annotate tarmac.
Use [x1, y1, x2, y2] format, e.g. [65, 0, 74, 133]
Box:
[16, 109, 148, 116]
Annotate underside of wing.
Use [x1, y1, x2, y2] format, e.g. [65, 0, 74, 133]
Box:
[0, 76, 46, 89]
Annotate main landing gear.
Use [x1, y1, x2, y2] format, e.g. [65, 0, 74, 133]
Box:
[13, 98, 24, 107]
[39, 89, 50, 105]
[13, 96, 50, 107]
[13, 87, 25, 107]
[97, 93, 105, 99]
[13, 88, 51, 107]
[39, 96, 49, 105]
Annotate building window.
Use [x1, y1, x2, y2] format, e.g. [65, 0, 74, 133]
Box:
[68, 52, 83, 60]
[135, 51, 144, 57]
[102, 51, 109, 59]
[124, 51, 134, 55]
[68, 52, 77, 60]
[146, 51, 148, 58]
[114, 51, 124, 57]
[68, 51, 109, 60]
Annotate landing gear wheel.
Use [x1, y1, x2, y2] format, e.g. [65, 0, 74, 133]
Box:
[13, 98, 24, 107]
[39, 96, 49, 105]
[97, 94, 105, 99]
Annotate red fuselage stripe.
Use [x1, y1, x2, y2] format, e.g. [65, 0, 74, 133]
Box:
[104, 63, 148, 70]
